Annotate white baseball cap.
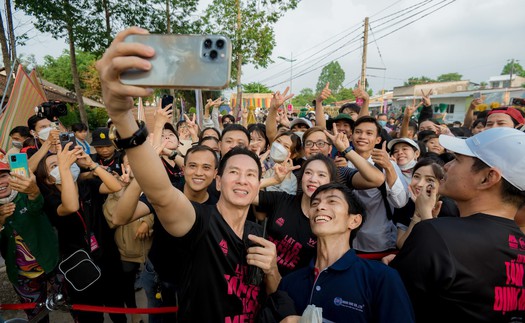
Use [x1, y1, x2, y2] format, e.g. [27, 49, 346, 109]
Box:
[387, 138, 420, 154]
[439, 128, 525, 190]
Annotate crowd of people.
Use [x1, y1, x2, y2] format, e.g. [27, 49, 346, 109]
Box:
[0, 26, 524, 323]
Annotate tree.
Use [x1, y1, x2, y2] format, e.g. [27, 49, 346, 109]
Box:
[316, 61, 345, 93]
[437, 73, 462, 82]
[203, 0, 299, 117]
[39, 51, 97, 93]
[334, 87, 355, 102]
[292, 88, 316, 107]
[404, 76, 436, 86]
[501, 59, 525, 77]
[243, 82, 272, 93]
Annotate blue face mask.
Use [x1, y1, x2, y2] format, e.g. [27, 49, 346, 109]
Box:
[378, 120, 387, 127]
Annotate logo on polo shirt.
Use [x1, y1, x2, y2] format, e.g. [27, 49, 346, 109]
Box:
[509, 235, 518, 249]
[219, 239, 228, 255]
[333, 297, 365, 312]
[275, 217, 285, 227]
[307, 238, 317, 248]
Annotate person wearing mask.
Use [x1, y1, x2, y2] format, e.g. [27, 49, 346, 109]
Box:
[7, 126, 31, 156]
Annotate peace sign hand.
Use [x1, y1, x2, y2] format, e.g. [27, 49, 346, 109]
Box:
[324, 126, 349, 153]
[270, 87, 294, 111]
[421, 89, 432, 106]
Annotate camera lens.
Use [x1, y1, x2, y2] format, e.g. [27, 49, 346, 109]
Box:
[11, 156, 16, 162]
[204, 39, 212, 49]
[216, 39, 225, 49]
[209, 50, 218, 59]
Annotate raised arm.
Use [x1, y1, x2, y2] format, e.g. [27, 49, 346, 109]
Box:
[464, 98, 482, 129]
[400, 103, 419, 139]
[266, 87, 294, 142]
[95, 27, 195, 237]
[28, 131, 58, 172]
[315, 82, 331, 129]
[355, 81, 370, 118]
[55, 143, 82, 216]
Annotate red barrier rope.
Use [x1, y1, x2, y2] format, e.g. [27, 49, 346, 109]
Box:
[0, 302, 178, 314]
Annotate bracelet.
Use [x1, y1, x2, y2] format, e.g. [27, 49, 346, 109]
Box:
[341, 146, 353, 155]
[168, 150, 178, 160]
[89, 163, 99, 171]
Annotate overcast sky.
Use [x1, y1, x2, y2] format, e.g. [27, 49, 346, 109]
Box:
[10, 0, 525, 96]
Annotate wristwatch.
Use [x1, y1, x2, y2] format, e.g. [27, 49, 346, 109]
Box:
[168, 150, 178, 160]
[109, 121, 149, 150]
[341, 146, 353, 155]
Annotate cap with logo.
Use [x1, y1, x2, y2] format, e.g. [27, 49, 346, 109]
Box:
[326, 113, 355, 131]
[91, 127, 113, 147]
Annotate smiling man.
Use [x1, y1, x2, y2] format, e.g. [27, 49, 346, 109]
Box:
[391, 127, 525, 323]
[278, 183, 415, 322]
[96, 27, 279, 322]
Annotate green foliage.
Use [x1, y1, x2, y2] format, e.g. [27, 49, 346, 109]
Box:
[335, 87, 355, 102]
[59, 105, 108, 130]
[437, 73, 463, 82]
[316, 61, 345, 93]
[501, 60, 525, 77]
[243, 82, 272, 93]
[292, 88, 315, 107]
[203, 0, 299, 83]
[39, 50, 97, 92]
[404, 76, 436, 86]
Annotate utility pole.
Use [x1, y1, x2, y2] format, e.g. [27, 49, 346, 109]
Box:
[508, 58, 515, 88]
[277, 52, 296, 103]
[360, 17, 369, 91]
[235, 0, 243, 122]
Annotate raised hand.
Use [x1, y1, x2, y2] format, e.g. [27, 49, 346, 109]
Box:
[272, 158, 300, 184]
[421, 89, 432, 106]
[9, 172, 39, 197]
[414, 182, 439, 220]
[95, 27, 154, 118]
[270, 87, 294, 111]
[246, 234, 278, 275]
[57, 143, 83, 168]
[324, 126, 349, 153]
[154, 104, 173, 128]
[0, 202, 16, 223]
[316, 82, 331, 103]
[184, 113, 199, 138]
[353, 80, 369, 102]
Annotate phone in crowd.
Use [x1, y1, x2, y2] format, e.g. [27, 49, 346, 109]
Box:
[59, 132, 77, 151]
[120, 34, 232, 90]
[51, 121, 61, 130]
[8, 153, 30, 178]
[473, 92, 481, 99]
[162, 95, 174, 111]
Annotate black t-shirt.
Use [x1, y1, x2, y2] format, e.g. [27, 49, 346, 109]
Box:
[90, 151, 124, 176]
[141, 184, 219, 283]
[160, 203, 265, 322]
[43, 179, 119, 262]
[257, 192, 317, 277]
[391, 213, 525, 322]
[160, 157, 184, 186]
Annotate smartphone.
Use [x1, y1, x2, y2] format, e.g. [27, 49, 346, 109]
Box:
[473, 92, 481, 99]
[59, 132, 77, 150]
[8, 153, 30, 178]
[120, 34, 232, 90]
[162, 95, 174, 111]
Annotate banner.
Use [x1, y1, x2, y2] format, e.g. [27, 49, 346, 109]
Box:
[0, 65, 47, 151]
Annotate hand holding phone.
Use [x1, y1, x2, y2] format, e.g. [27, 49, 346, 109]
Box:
[8, 153, 30, 178]
[120, 34, 232, 89]
[59, 132, 77, 151]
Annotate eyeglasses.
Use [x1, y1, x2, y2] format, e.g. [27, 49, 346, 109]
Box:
[304, 140, 329, 148]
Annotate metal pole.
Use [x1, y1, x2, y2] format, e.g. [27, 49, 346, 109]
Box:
[0, 59, 17, 116]
[360, 17, 369, 90]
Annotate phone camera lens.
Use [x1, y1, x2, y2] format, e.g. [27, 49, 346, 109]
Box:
[209, 50, 218, 59]
[10, 156, 16, 162]
[216, 39, 225, 49]
[204, 39, 212, 49]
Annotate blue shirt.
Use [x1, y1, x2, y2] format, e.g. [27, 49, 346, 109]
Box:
[279, 249, 415, 323]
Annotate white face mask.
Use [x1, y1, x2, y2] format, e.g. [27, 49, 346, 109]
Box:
[270, 142, 289, 163]
[12, 141, 23, 149]
[293, 131, 304, 140]
[37, 127, 52, 141]
[50, 163, 80, 185]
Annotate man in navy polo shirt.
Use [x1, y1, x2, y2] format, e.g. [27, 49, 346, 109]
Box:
[279, 183, 414, 322]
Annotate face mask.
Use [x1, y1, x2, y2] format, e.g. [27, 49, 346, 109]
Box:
[12, 141, 23, 149]
[37, 127, 52, 141]
[270, 142, 289, 163]
[378, 120, 387, 127]
[50, 163, 81, 185]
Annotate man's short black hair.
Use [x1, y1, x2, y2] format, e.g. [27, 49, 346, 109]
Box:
[310, 182, 366, 241]
[184, 145, 219, 168]
[220, 124, 250, 143]
[27, 115, 48, 131]
[222, 114, 235, 124]
[71, 123, 88, 133]
[217, 146, 262, 180]
[9, 126, 30, 138]
[354, 116, 382, 137]
[339, 103, 361, 114]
